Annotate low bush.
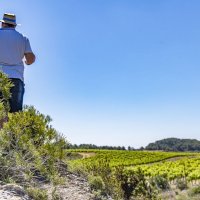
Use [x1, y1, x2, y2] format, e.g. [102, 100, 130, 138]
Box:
[176, 179, 188, 191]
[189, 185, 200, 197]
[0, 106, 68, 184]
[26, 187, 48, 200]
[151, 175, 170, 191]
[0, 72, 69, 187]
[88, 175, 105, 191]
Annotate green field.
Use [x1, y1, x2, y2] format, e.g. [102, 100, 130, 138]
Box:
[67, 149, 199, 180]
[67, 150, 200, 199]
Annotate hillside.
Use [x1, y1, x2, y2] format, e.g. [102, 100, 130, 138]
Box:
[145, 138, 200, 151]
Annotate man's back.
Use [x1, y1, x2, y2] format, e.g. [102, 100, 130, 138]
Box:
[0, 28, 30, 66]
[0, 28, 33, 81]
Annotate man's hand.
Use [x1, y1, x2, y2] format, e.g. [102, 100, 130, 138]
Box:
[24, 52, 36, 65]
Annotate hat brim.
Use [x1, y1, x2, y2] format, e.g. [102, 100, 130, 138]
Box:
[0, 19, 20, 26]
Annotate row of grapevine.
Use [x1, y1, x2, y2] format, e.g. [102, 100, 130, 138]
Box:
[131, 156, 200, 182]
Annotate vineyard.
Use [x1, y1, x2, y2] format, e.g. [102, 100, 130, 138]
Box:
[132, 157, 200, 182]
[68, 149, 195, 167]
[67, 149, 200, 199]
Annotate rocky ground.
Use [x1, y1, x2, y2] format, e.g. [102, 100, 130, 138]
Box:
[44, 171, 96, 200]
[0, 172, 112, 200]
[0, 184, 30, 200]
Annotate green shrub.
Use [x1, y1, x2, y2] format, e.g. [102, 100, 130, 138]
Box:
[189, 186, 200, 197]
[26, 187, 48, 200]
[176, 179, 188, 191]
[51, 187, 63, 200]
[0, 72, 69, 186]
[132, 169, 159, 200]
[88, 175, 105, 191]
[112, 167, 159, 200]
[151, 175, 170, 191]
[113, 166, 139, 199]
[0, 105, 68, 184]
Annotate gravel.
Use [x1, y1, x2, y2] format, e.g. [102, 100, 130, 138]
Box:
[0, 184, 30, 200]
[0, 172, 113, 200]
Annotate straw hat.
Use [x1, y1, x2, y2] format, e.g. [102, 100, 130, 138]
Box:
[0, 13, 20, 26]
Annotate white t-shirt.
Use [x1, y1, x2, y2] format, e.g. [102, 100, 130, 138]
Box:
[0, 28, 33, 81]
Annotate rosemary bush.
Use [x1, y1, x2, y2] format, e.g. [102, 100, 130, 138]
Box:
[0, 72, 68, 186]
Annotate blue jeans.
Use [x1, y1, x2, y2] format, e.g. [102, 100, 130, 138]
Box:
[9, 78, 24, 113]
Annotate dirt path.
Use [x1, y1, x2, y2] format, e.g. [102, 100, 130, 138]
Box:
[78, 152, 96, 159]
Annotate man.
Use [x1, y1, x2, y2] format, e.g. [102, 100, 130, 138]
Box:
[0, 13, 35, 112]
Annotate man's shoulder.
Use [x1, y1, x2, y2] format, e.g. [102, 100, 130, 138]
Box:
[0, 28, 24, 36]
[13, 30, 30, 42]
[0, 28, 30, 44]
[14, 30, 25, 37]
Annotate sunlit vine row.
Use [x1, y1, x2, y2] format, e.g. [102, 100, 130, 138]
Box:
[130, 156, 200, 182]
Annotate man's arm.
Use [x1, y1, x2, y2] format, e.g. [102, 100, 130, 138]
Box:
[24, 52, 36, 65]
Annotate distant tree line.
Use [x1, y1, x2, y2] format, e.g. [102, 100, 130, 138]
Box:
[67, 144, 144, 151]
[145, 138, 200, 152]
[67, 143, 127, 150]
[66, 137, 200, 152]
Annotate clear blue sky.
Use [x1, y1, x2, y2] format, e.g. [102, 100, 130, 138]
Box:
[1, 0, 200, 148]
